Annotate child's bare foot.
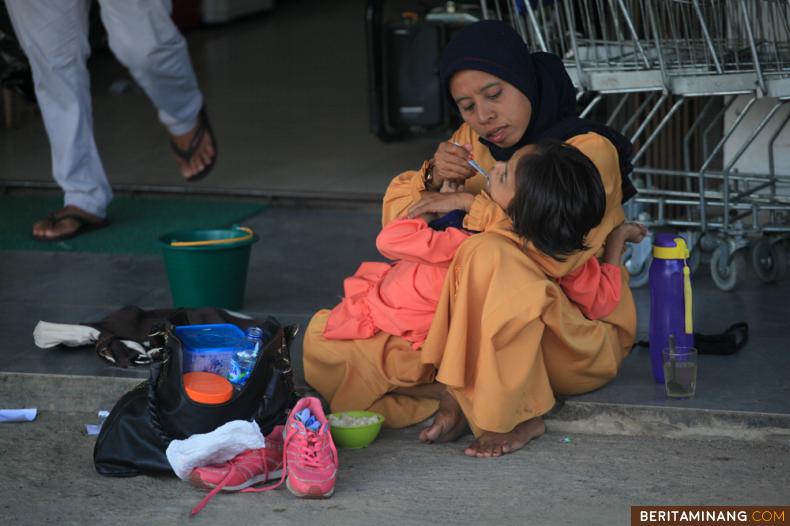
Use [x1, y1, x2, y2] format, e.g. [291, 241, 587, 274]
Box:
[419, 389, 468, 443]
[464, 417, 545, 458]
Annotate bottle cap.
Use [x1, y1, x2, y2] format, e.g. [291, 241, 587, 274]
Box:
[246, 326, 264, 340]
[652, 235, 690, 260]
[183, 372, 233, 404]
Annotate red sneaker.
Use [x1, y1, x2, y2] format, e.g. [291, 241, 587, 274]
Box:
[241, 397, 339, 499]
[189, 425, 284, 516]
[283, 397, 338, 498]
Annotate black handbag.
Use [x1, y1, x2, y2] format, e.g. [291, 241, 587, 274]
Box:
[93, 313, 296, 477]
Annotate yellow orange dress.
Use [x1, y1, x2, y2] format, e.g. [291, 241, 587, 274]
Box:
[303, 124, 636, 434]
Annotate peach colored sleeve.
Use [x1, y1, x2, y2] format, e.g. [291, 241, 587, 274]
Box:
[558, 259, 622, 320]
[375, 218, 471, 265]
[381, 123, 493, 226]
[463, 190, 511, 233]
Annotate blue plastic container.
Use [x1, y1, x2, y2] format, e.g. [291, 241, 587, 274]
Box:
[175, 323, 245, 376]
[648, 234, 694, 384]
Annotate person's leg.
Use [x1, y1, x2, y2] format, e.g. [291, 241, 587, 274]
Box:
[97, 0, 214, 179]
[392, 383, 468, 443]
[303, 310, 439, 429]
[6, 0, 113, 237]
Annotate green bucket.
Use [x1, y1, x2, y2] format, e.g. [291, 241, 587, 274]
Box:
[159, 226, 258, 310]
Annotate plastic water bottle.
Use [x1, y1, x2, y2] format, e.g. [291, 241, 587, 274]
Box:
[648, 234, 694, 383]
[228, 327, 264, 388]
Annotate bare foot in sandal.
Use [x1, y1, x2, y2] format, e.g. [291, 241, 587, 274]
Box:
[32, 205, 109, 241]
[170, 107, 217, 181]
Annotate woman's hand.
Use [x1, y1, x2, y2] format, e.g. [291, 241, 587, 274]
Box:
[430, 141, 476, 188]
[407, 191, 475, 219]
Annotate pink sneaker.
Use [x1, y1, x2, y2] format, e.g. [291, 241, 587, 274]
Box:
[283, 397, 338, 498]
[189, 425, 284, 516]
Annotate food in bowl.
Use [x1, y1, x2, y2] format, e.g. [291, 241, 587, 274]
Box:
[328, 411, 384, 448]
[328, 413, 381, 428]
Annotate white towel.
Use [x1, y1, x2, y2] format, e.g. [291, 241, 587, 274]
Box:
[33, 321, 100, 348]
[165, 420, 265, 480]
[0, 409, 37, 422]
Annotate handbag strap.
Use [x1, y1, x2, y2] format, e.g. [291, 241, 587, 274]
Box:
[144, 326, 173, 448]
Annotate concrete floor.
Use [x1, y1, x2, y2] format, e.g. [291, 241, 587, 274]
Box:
[2, 203, 789, 417]
[2, 407, 787, 526]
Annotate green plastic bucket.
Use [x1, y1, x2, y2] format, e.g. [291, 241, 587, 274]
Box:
[159, 226, 258, 310]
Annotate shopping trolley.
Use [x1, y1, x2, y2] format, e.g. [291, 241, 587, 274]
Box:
[483, 0, 790, 290]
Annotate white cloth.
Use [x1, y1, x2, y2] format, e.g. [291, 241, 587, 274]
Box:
[166, 420, 266, 481]
[33, 321, 100, 349]
[0, 409, 38, 423]
[5, 0, 203, 217]
[32, 320, 145, 354]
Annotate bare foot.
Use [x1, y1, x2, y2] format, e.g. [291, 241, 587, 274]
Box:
[32, 205, 107, 241]
[463, 417, 545, 458]
[170, 119, 216, 180]
[418, 389, 468, 443]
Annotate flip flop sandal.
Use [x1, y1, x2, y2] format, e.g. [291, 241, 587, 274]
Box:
[34, 213, 110, 242]
[170, 106, 218, 182]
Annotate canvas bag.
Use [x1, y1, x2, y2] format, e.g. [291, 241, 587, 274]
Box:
[93, 311, 296, 477]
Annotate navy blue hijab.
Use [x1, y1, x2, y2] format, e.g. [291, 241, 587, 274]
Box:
[439, 20, 636, 203]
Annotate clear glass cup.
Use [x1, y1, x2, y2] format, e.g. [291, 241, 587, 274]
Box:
[662, 347, 698, 398]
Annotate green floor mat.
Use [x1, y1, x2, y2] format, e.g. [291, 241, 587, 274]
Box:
[0, 195, 268, 255]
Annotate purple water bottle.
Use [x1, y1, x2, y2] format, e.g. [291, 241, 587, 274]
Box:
[648, 234, 694, 383]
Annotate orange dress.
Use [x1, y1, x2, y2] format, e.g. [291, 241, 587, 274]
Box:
[322, 218, 471, 350]
[303, 127, 636, 434]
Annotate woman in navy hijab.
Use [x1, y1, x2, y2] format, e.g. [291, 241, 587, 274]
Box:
[409, 19, 635, 216]
[303, 20, 638, 459]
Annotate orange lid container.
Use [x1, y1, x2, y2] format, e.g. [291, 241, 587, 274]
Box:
[183, 372, 233, 404]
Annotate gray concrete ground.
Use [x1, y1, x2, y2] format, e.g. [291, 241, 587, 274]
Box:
[1, 407, 787, 526]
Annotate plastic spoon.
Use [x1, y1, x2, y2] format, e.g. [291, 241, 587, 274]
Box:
[451, 141, 489, 180]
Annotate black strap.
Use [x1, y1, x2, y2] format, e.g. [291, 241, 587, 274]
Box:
[632, 322, 748, 355]
[695, 322, 748, 355]
[146, 350, 172, 448]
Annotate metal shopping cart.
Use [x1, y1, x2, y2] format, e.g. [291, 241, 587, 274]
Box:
[483, 0, 790, 290]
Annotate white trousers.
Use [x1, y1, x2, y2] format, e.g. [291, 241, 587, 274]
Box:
[6, 0, 204, 217]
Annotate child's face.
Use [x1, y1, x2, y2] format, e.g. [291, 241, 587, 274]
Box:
[487, 145, 533, 210]
[487, 161, 515, 210]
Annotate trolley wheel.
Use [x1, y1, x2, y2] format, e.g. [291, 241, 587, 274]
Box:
[710, 246, 746, 292]
[625, 253, 651, 288]
[751, 239, 787, 283]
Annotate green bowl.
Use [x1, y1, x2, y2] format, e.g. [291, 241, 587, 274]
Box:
[328, 411, 384, 449]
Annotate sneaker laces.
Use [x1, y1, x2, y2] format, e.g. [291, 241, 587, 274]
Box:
[296, 424, 324, 469]
[235, 424, 299, 495]
[190, 451, 273, 517]
[240, 422, 336, 494]
[192, 422, 337, 515]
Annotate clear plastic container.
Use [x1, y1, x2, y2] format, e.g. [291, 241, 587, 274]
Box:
[228, 326, 265, 388]
[175, 323, 245, 376]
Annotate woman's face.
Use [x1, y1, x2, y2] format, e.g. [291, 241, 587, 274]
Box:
[449, 70, 533, 148]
